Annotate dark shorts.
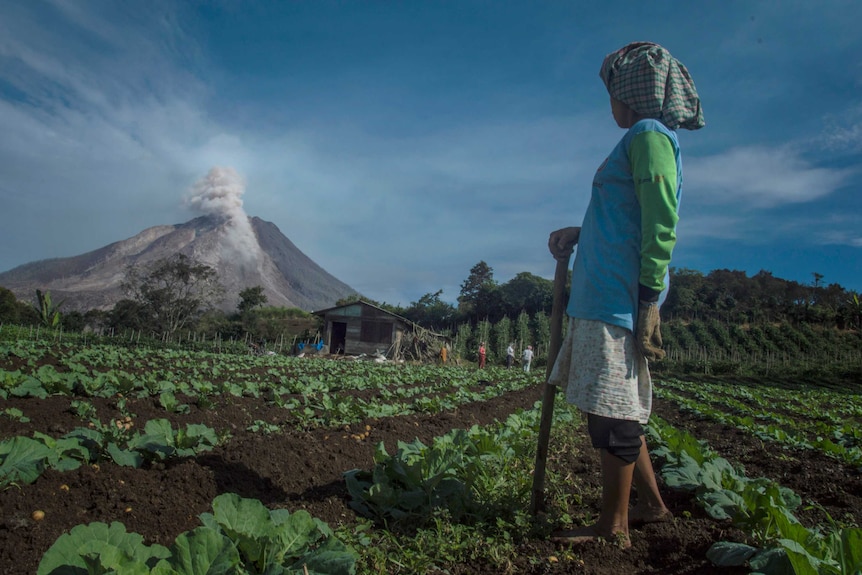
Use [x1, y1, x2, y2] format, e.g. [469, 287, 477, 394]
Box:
[587, 413, 644, 463]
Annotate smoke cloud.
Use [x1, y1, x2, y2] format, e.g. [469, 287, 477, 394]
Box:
[186, 166, 261, 264]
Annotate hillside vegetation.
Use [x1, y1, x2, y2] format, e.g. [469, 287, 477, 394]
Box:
[2, 265, 860, 384]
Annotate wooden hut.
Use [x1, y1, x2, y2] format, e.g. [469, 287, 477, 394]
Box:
[312, 300, 443, 361]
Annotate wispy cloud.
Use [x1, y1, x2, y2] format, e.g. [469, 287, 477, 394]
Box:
[818, 103, 862, 154]
[818, 230, 862, 248]
[811, 213, 862, 247]
[676, 214, 749, 241]
[0, 2, 221, 266]
[685, 146, 857, 208]
[679, 205, 862, 252]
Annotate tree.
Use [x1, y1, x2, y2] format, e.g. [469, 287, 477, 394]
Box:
[238, 286, 268, 314]
[847, 293, 862, 330]
[532, 311, 550, 361]
[33, 289, 64, 328]
[515, 310, 531, 349]
[61, 311, 85, 332]
[402, 290, 456, 331]
[664, 268, 706, 320]
[0, 286, 20, 323]
[499, 272, 554, 317]
[458, 261, 498, 320]
[459, 261, 495, 302]
[122, 254, 224, 335]
[476, 319, 492, 356]
[812, 272, 824, 289]
[109, 299, 148, 332]
[493, 316, 512, 361]
[83, 309, 110, 333]
[453, 323, 472, 362]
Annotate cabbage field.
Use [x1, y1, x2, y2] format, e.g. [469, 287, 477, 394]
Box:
[1, 326, 861, 574]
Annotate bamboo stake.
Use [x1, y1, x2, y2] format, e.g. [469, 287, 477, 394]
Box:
[529, 254, 570, 515]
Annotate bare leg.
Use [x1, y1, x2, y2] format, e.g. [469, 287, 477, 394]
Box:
[552, 449, 633, 547]
[630, 439, 672, 525]
[596, 449, 634, 539]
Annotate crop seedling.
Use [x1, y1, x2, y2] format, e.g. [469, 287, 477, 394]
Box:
[196, 392, 214, 410]
[2, 407, 29, 423]
[246, 420, 280, 435]
[69, 400, 97, 421]
[158, 390, 190, 414]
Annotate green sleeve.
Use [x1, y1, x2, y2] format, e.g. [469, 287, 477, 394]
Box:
[629, 131, 679, 294]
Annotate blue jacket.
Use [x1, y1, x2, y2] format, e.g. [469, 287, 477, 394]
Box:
[566, 119, 682, 331]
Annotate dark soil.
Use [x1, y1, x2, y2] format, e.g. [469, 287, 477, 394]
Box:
[1, 376, 860, 575]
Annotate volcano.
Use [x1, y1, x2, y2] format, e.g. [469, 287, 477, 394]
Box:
[0, 215, 356, 312]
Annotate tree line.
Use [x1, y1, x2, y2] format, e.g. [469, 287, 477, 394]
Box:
[1, 256, 860, 347]
[355, 263, 862, 334]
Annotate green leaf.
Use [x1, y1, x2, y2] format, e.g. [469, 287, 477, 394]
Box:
[107, 443, 144, 468]
[201, 493, 271, 567]
[0, 436, 51, 486]
[77, 541, 152, 575]
[661, 451, 702, 491]
[152, 526, 240, 575]
[269, 509, 320, 560]
[777, 539, 822, 575]
[177, 424, 219, 453]
[199, 493, 354, 574]
[11, 376, 48, 398]
[706, 541, 758, 566]
[37, 521, 170, 575]
[700, 456, 742, 491]
[286, 537, 357, 575]
[142, 419, 175, 444]
[32, 433, 89, 472]
[748, 547, 794, 575]
[697, 489, 745, 521]
[159, 391, 178, 411]
[839, 528, 862, 573]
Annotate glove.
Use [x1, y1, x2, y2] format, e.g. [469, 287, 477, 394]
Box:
[636, 301, 665, 361]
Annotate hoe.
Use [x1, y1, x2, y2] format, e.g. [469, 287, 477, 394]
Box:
[529, 252, 570, 515]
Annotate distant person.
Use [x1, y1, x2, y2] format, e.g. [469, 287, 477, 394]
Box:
[522, 345, 534, 373]
[478, 342, 486, 368]
[548, 41, 704, 547]
[440, 344, 448, 364]
[506, 343, 515, 368]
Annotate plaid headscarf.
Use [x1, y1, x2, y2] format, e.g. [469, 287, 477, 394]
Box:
[600, 42, 705, 131]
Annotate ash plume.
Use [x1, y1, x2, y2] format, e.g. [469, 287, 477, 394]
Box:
[186, 167, 262, 265]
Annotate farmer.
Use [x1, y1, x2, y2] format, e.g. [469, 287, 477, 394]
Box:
[477, 341, 487, 368]
[547, 41, 704, 547]
[506, 342, 515, 368]
[522, 345, 534, 373]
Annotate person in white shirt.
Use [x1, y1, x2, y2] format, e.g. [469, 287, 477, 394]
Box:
[521, 345, 534, 373]
[506, 343, 515, 368]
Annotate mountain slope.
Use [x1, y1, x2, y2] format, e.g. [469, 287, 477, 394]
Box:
[0, 216, 356, 312]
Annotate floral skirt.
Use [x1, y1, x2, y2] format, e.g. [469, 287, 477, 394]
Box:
[548, 317, 652, 424]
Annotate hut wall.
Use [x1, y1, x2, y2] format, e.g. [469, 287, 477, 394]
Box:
[320, 303, 407, 356]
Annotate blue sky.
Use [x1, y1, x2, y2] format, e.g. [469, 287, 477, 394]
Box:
[1, 1, 860, 307]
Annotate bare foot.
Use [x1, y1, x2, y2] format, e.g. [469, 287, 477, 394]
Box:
[550, 525, 631, 548]
[629, 506, 673, 527]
